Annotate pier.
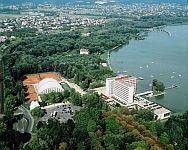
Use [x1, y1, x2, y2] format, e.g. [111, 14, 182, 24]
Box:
[165, 85, 179, 90]
[146, 92, 165, 98]
[135, 84, 179, 98]
[135, 91, 153, 97]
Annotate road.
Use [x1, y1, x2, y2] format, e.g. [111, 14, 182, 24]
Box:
[19, 106, 34, 133]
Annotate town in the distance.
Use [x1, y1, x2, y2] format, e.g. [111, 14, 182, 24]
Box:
[0, 0, 188, 150]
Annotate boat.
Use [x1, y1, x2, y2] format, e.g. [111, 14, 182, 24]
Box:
[139, 66, 143, 69]
[150, 75, 154, 78]
[151, 62, 154, 64]
[146, 65, 149, 68]
[172, 84, 178, 88]
[171, 76, 174, 79]
[138, 77, 144, 80]
[179, 74, 182, 77]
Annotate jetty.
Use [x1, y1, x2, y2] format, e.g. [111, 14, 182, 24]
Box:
[165, 84, 179, 90]
[135, 91, 153, 97]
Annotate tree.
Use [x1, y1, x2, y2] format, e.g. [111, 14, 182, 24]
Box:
[87, 120, 97, 133]
[4, 94, 17, 116]
[69, 90, 82, 106]
[24, 136, 50, 150]
[67, 119, 75, 136]
[31, 107, 46, 118]
[133, 109, 154, 122]
[82, 92, 103, 108]
[105, 116, 119, 134]
[77, 142, 87, 150]
[0, 122, 7, 137]
[152, 79, 165, 92]
[129, 141, 148, 150]
[59, 142, 68, 150]
[160, 132, 170, 144]
[41, 92, 64, 104]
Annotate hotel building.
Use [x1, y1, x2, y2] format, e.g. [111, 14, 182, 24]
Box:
[106, 74, 137, 104]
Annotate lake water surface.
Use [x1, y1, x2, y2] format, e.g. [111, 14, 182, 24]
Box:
[110, 25, 188, 112]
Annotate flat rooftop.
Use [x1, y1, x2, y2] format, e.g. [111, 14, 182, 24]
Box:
[154, 107, 171, 115]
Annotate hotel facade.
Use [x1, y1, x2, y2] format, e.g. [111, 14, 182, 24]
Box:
[106, 75, 137, 104]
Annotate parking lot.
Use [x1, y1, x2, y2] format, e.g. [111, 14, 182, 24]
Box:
[42, 102, 81, 123]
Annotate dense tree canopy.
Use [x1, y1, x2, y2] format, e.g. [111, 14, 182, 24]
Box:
[152, 79, 165, 92]
[31, 107, 46, 118]
[0, 15, 188, 149]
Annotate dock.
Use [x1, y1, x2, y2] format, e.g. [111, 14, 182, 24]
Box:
[135, 91, 153, 97]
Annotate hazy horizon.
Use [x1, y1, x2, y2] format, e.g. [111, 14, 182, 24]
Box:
[0, 0, 187, 5]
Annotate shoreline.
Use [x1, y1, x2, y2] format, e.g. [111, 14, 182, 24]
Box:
[106, 22, 188, 73]
[107, 44, 123, 71]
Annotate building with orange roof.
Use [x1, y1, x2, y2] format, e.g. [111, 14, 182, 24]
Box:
[23, 72, 63, 103]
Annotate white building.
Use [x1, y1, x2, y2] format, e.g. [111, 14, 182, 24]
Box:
[37, 78, 64, 94]
[154, 108, 171, 120]
[80, 48, 89, 55]
[106, 75, 137, 104]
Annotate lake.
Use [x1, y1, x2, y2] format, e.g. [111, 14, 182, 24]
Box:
[110, 25, 188, 112]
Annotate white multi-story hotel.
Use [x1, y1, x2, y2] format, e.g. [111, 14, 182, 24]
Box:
[106, 75, 137, 104]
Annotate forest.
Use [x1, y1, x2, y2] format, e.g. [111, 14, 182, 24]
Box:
[0, 17, 188, 149]
[1, 91, 187, 149]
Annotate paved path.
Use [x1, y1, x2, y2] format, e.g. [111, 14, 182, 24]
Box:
[19, 106, 34, 133]
[61, 77, 86, 95]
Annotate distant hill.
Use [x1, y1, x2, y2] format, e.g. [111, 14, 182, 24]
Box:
[0, 0, 187, 5]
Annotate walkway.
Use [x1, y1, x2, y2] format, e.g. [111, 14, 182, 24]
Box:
[61, 77, 86, 95]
